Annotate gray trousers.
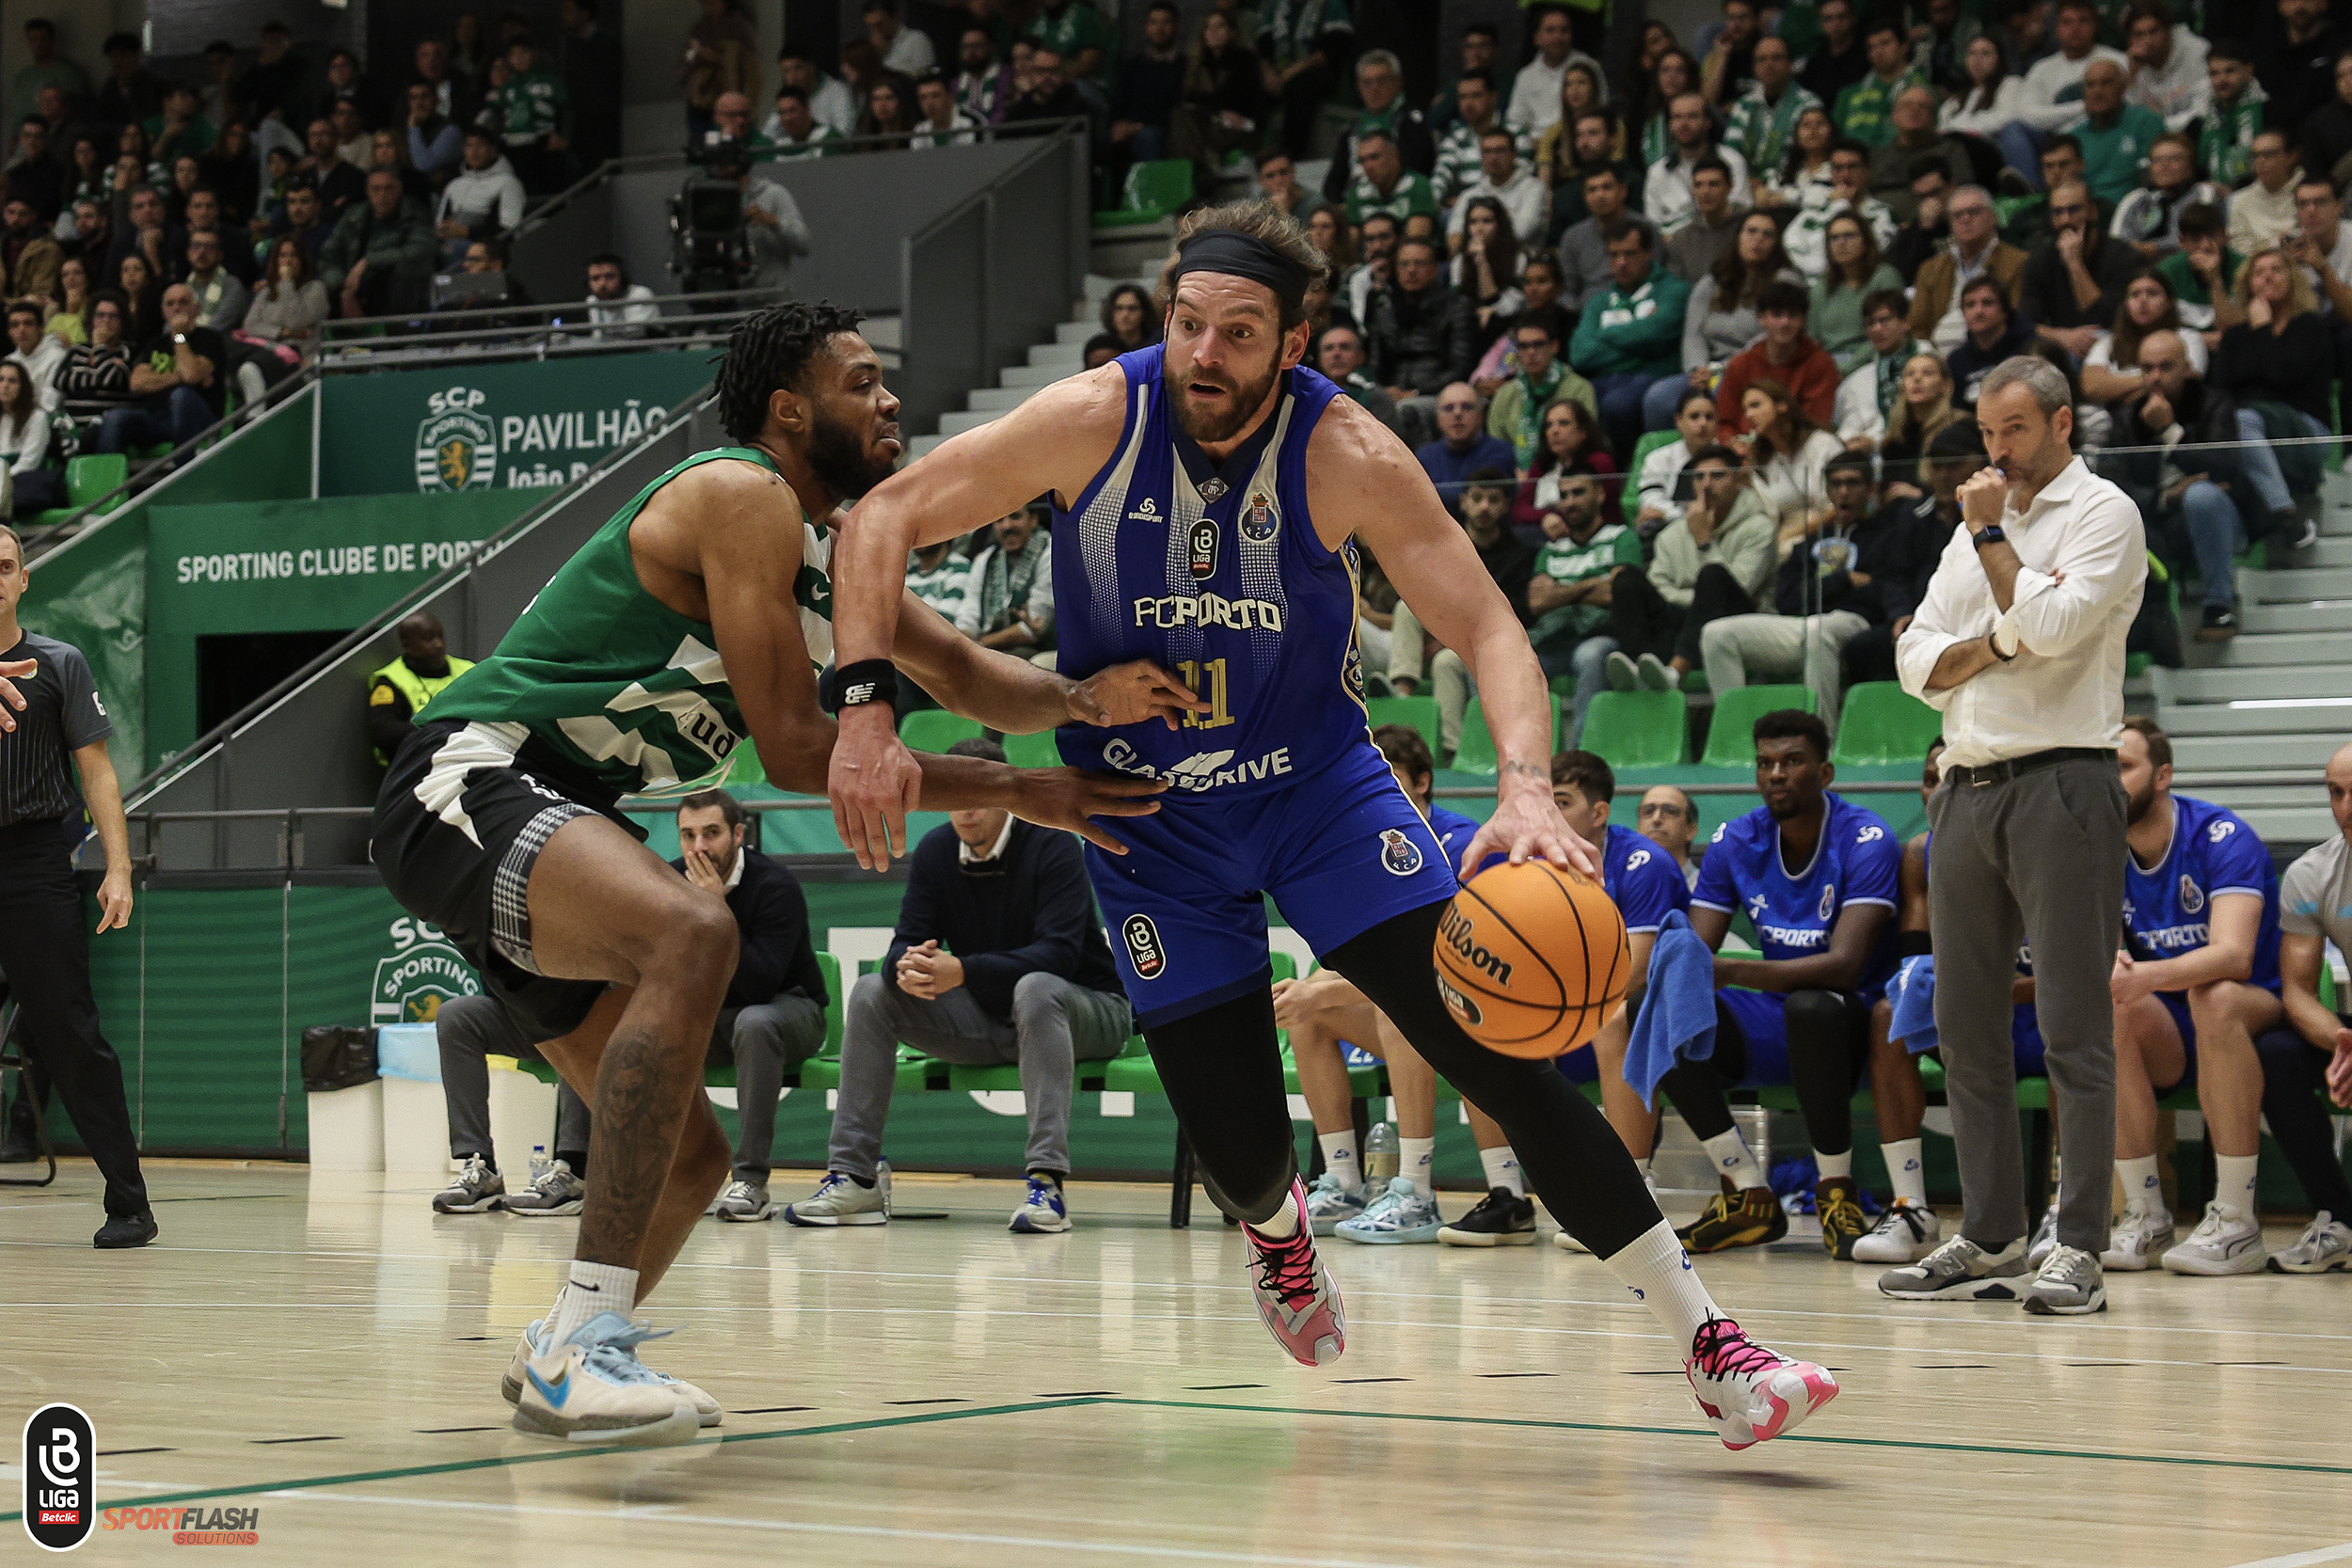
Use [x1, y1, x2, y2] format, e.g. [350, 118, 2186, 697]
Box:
[436, 992, 590, 1168]
[828, 969, 1132, 1180]
[715, 993, 828, 1180]
[1699, 609, 1871, 727]
[1927, 754, 2127, 1252]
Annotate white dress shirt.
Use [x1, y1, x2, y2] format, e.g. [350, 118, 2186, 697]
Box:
[1506, 49, 1604, 135]
[1444, 166, 1549, 245]
[1896, 455, 2146, 766]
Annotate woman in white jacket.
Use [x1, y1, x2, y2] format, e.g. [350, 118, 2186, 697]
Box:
[0, 361, 62, 517]
[1940, 35, 2037, 183]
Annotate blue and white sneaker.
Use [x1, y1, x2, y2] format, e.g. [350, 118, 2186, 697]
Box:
[1009, 1174, 1070, 1233]
[1334, 1177, 1442, 1244]
[508, 1311, 699, 1446]
[503, 1318, 720, 1427]
[1304, 1170, 1368, 1236]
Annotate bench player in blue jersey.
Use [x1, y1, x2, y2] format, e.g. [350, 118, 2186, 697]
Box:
[825, 203, 1838, 1449]
[1281, 723, 1491, 1240]
[1665, 710, 1903, 1259]
[2106, 717, 2285, 1275]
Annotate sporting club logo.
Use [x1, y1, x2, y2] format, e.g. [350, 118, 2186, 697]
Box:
[373, 917, 483, 1024]
[2178, 874, 2204, 914]
[1379, 828, 1423, 876]
[1240, 489, 1279, 544]
[1818, 883, 1836, 922]
[1189, 516, 1218, 579]
[414, 386, 499, 492]
[1122, 913, 1168, 979]
[24, 1402, 94, 1552]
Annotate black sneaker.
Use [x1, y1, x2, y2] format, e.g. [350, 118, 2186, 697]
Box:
[1437, 1186, 1536, 1246]
[1677, 1181, 1789, 1253]
[2195, 603, 2239, 641]
[94, 1211, 158, 1249]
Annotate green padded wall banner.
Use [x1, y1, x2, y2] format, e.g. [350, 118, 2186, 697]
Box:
[142, 490, 539, 763]
[317, 354, 714, 497]
[18, 388, 317, 780]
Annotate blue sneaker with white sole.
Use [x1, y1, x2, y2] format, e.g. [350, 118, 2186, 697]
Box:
[509, 1311, 699, 1446]
[1009, 1174, 1070, 1233]
[1334, 1177, 1442, 1243]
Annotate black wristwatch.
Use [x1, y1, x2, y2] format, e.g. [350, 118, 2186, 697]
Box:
[1972, 523, 2007, 550]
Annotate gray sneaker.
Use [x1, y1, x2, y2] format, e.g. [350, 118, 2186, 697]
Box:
[1634, 653, 1679, 690]
[2025, 1201, 2060, 1268]
[1604, 650, 1639, 691]
[708, 1177, 774, 1223]
[432, 1154, 504, 1213]
[1877, 1234, 2030, 1300]
[2023, 1243, 2107, 1314]
[503, 1158, 585, 1217]
[2269, 1211, 2352, 1274]
[783, 1169, 889, 1226]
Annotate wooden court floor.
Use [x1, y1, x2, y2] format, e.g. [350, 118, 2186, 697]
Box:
[4, 1160, 2349, 1568]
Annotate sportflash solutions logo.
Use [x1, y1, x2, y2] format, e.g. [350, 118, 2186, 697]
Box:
[24, 1404, 93, 1551]
[101, 1506, 262, 1545]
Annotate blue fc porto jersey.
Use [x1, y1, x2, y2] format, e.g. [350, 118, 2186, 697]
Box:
[1049, 344, 1369, 797]
[1694, 793, 1901, 992]
[1603, 823, 1692, 933]
[1429, 804, 1483, 865]
[2122, 794, 2281, 993]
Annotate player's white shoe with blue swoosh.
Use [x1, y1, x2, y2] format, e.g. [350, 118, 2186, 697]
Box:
[508, 1312, 701, 1445]
[503, 1319, 723, 1428]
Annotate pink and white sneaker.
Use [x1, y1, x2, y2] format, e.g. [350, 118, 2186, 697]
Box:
[1244, 1179, 1346, 1368]
[1684, 1317, 1838, 1450]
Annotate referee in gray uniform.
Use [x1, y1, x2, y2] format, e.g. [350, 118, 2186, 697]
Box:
[0, 523, 155, 1247]
[1882, 358, 2145, 1315]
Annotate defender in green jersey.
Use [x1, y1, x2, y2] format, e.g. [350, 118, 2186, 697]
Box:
[373, 304, 1200, 1446]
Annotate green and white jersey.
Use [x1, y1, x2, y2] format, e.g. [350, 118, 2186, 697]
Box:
[1528, 518, 1640, 651]
[427, 446, 833, 801]
[908, 549, 972, 623]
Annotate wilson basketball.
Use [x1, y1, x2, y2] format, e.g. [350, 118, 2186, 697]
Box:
[1433, 860, 1630, 1059]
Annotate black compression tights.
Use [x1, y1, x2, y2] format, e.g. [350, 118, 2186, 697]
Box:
[1656, 990, 1871, 1156]
[1143, 899, 1665, 1259]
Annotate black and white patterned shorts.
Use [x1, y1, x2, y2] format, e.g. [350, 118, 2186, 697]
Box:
[373, 721, 617, 1042]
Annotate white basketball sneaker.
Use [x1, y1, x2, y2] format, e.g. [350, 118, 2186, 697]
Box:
[2101, 1209, 2176, 1271]
[1851, 1199, 1942, 1263]
[1684, 1318, 1839, 1450]
[508, 1312, 699, 1445]
[2269, 1212, 2352, 1274]
[2161, 1201, 2269, 1275]
[503, 1319, 720, 1427]
[1303, 1171, 1368, 1236]
[2025, 1201, 2061, 1268]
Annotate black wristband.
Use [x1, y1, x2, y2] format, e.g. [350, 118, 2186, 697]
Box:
[824, 658, 897, 711]
[1897, 930, 1933, 958]
[1972, 523, 2007, 550]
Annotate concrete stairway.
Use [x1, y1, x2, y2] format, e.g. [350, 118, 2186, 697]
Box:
[2154, 470, 2352, 847]
[906, 271, 1153, 461]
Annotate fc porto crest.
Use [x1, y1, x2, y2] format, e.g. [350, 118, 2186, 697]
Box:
[1240, 488, 1279, 544]
[1188, 516, 1218, 579]
[2178, 874, 2204, 914]
[1379, 828, 1424, 877]
[1818, 883, 1836, 922]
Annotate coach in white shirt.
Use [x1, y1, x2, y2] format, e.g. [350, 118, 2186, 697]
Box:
[1885, 356, 2145, 1316]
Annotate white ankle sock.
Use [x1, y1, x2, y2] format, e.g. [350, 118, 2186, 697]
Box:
[1814, 1148, 1853, 1182]
[1603, 1219, 1724, 1347]
[1317, 1131, 1362, 1194]
[1883, 1139, 1927, 1207]
[547, 1259, 639, 1345]
[1249, 1193, 1301, 1239]
[2216, 1153, 2260, 1214]
[1400, 1136, 1436, 1196]
[1478, 1144, 1525, 1196]
[1702, 1128, 1766, 1192]
[2118, 1155, 2165, 1218]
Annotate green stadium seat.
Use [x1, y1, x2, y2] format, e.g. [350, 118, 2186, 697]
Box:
[899, 711, 984, 752]
[1365, 694, 1438, 754]
[1700, 684, 1813, 768]
[1092, 159, 1193, 226]
[816, 951, 845, 1055]
[1001, 730, 1060, 767]
[1622, 429, 1678, 522]
[1451, 695, 1561, 774]
[1829, 682, 1942, 766]
[26, 453, 130, 530]
[1580, 689, 1686, 768]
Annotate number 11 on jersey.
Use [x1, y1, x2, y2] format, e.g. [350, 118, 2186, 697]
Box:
[1177, 658, 1233, 729]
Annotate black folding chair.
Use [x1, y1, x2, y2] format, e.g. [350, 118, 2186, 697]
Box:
[0, 993, 58, 1187]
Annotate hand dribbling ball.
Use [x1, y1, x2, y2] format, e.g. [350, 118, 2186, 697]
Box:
[1433, 860, 1630, 1058]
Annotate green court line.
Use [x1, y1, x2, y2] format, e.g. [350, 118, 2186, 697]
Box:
[1095, 1398, 2352, 1479]
[0, 1399, 1101, 1523]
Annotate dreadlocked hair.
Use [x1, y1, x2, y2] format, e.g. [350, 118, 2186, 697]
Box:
[715, 301, 869, 443]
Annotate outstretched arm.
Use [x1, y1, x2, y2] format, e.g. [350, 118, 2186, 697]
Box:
[827, 366, 1132, 868]
[1311, 397, 1595, 878]
[889, 587, 1205, 735]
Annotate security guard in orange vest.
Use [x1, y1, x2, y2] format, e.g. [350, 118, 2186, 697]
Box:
[369, 610, 474, 767]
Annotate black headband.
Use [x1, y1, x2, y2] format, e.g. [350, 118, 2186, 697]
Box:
[1169, 230, 1311, 311]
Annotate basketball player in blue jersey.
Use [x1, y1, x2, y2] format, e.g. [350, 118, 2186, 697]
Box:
[1666, 710, 1903, 1259]
[826, 204, 1838, 1449]
[2106, 718, 2285, 1275]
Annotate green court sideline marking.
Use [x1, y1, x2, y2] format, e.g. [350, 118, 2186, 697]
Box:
[1097, 1399, 2352, 1479]
[0, 1400, 1100, 1523]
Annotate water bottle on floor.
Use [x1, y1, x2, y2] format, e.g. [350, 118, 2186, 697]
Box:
[1364, 1123, 1399, 1186]
[529, 1144, 549, 1187]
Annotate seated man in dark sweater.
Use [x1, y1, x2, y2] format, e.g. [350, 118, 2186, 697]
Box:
[787, 737, 1133, 1235]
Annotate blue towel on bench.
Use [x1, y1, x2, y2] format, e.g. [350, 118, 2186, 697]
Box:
[1624, 910, 1717, 1110]
[1888, 954, 1936, 1054]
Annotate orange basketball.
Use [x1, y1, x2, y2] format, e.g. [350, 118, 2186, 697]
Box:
[1433, 860, 1631, 1059]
